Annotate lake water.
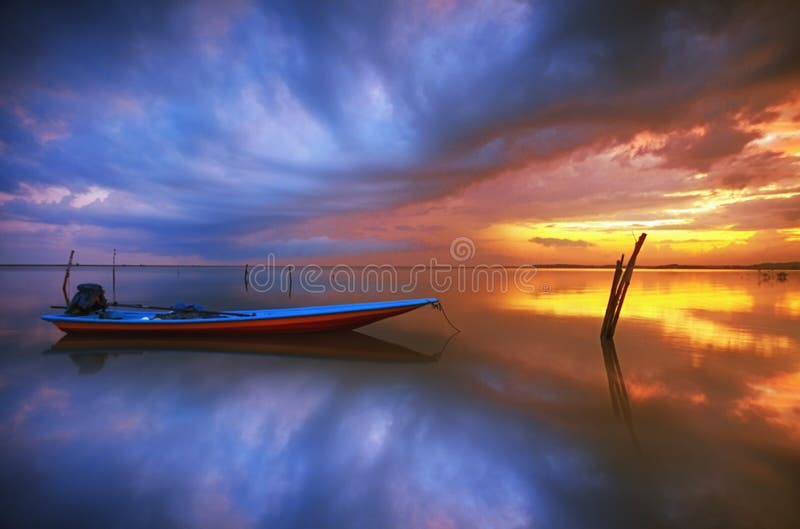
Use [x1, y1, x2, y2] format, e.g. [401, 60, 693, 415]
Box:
[1, 266, 798, 529]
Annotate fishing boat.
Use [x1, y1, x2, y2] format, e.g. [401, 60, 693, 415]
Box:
[42, 296, 439, 335]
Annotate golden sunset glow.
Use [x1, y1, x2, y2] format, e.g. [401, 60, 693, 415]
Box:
[502, 272, 795, 357]
[779, 228, 800, 242]
[488, 223, 758, 259]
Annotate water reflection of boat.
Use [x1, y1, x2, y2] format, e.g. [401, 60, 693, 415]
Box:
[46, 331, 440, 374]
[601, 338, 639, 449]
[69, 353, 111, 374]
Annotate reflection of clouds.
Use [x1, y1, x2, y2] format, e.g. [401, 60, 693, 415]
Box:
[735, 371, 800, 441]
[322, 390, 541, 528]
[337, 399, 394, 464]
[626, 380, 707, 406]
[109, 412, 152, 436]
[184, 474, 255, 529]
[213, 373, 334, 455]
[2, 355, 595, 528]
[4, 268, 800, 528]
[625, 380, 667, 401]
[387, 437, 534, 529]
[11, 384, 69, 429]
[776, 291, 800, 317]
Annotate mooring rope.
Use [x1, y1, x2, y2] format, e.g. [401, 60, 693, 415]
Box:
[432, 329, 460, 359]
[431, 301, 461, 333]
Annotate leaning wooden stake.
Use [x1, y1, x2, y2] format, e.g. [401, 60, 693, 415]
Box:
[601, 233, 647, 339]
[62, 249, 75, 305]
[601, 254, 624, 338]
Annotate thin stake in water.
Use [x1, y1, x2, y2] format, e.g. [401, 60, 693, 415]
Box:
[112, 248, 117, 305]
[62, 249, 75, 305]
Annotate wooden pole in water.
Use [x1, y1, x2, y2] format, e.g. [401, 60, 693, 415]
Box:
[602, 233, 647, 339]
[112, 248, 117, 304]
[62, 249, 75, 304]
[244, 264, 249, 291]
[601, 254, 624, 338]
[609, 233, 647, 336]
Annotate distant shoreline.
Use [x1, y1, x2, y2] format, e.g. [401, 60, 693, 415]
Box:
[1, 262, 798, 270]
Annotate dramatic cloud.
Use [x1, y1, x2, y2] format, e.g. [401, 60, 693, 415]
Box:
[529, 237, 595, 248]
[644, 122, 761, 171]
[4, 182, 71, 205]
[69, 186, 110, 208]
[0, 0, 799, 263]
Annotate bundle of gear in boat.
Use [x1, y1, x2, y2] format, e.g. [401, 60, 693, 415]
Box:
[65, 283, 219, 319]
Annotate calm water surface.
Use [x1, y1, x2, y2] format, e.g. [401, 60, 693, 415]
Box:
[1, 267, 798, 529]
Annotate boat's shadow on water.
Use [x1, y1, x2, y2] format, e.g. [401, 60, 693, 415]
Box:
[45, 331, 450, 374]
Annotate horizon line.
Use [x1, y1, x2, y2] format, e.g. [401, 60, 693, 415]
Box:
[1, 262, 798, 270]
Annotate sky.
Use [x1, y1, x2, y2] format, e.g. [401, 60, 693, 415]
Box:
[1, 0, 799, 265]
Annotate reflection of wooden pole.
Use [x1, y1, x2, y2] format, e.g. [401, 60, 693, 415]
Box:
[601, 233, 646, 339]
[600, 337, 639, 449]
[244, 264, 249, 291]
[62, 249, 75, 304]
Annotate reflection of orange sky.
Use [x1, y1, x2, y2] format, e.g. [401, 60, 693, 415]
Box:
[625, 380, 707, 406]
[776, 291, 800, 317]
[502, 272, 796, 357]
[462, 269, 800, 443]
[736, 371, 800, 440]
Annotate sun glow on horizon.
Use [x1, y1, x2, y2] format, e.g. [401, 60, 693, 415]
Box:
[488, 223, 758, 261]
